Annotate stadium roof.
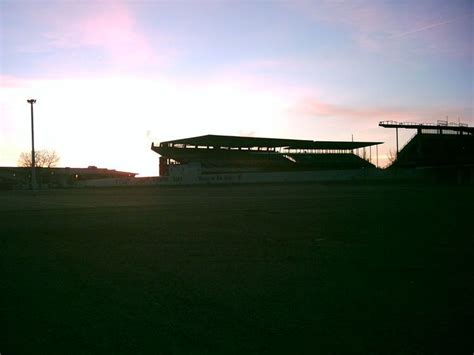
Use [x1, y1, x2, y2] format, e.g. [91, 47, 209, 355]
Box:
[379, 120, 474, 134]
[158, 134, 382, 150]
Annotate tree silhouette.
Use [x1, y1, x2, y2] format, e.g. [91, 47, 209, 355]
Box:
[386, 149, 397, 166]
[361, 147, 369, 162]
[18, 150, 60, 168]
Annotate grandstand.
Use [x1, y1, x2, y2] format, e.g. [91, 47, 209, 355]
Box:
[379, 120, 474, 168]
[151, 135, 381, 176]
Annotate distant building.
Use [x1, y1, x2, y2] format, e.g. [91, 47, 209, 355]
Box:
[0, 166, 137, 190]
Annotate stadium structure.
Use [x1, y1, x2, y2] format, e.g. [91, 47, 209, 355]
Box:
[151, 135, 382, 183]
[380, 120, 474, 183]
[4, 120, 472, 189]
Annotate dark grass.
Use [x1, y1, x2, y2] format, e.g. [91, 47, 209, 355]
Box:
[1, 184, 473, 354]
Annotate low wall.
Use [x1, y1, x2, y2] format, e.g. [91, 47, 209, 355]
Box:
[158, 168, 388, 185]
[76, 177, 161, 187]
[74, 166, 474, 187]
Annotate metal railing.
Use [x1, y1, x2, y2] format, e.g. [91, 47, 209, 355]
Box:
[379, 120, 469, 128]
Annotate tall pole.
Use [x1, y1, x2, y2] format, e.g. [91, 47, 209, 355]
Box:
[27, 99, 37, 189]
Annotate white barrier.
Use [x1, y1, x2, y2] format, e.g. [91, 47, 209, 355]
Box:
[156, 168, 387, 186]
[76, 176, 162, 187]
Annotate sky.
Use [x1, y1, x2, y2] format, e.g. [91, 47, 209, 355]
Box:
[1, 0, 472, 176]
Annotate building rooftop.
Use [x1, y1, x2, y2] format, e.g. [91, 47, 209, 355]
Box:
[379, 120, 474, 135]
[156, 134, 382, 150]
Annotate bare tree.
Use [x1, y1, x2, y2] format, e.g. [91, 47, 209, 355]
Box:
[386, 149, 397, 165]
[361, 147, 369, 161]
[18, 149, 60, 168]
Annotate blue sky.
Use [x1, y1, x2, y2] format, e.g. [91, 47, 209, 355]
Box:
[1, 0, 472, 175]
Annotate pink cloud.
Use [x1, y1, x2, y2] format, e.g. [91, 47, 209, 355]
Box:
[41, 2, 173, 70]
[293, 97, 473, 125]
[0, 75, 29, 88]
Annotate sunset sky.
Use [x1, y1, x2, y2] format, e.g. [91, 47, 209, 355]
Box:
[1, 0, 472, 176]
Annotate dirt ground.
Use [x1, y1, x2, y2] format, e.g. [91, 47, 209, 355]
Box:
[1, 183, 473, 354]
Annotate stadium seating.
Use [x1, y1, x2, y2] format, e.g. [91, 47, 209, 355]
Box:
[288, 153, 375, 170]
[392, 133, 474, 168]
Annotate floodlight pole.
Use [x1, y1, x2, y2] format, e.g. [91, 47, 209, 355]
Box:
[27, 99, 37, 189]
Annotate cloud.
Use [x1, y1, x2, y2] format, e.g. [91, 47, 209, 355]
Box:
[0, 75, 28, 88]
[32, 2, 174, 71]
[293, 96, 473, 125]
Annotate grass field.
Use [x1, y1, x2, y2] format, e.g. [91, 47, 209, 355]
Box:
[1, 183, 473, 354]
